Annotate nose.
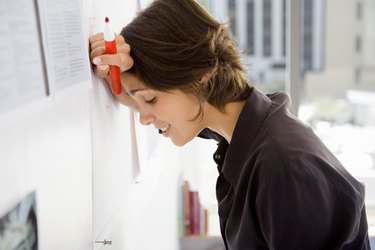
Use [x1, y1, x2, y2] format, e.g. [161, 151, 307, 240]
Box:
[139, 111, 155, 126]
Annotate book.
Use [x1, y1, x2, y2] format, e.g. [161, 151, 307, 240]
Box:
[179, 180, 209, 237]
[183, 180, 191, 236]
[189, 190, 200, 235]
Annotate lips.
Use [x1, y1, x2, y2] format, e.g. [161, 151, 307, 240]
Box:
[158, 124, 171, 135]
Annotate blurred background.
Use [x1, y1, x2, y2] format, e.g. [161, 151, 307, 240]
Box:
[184, 0, 375, 240]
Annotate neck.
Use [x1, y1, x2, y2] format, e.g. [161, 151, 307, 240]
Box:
[205, 101, 246, 143]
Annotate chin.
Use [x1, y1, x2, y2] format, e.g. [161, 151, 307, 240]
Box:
[170, 139, 188, 147]
[170, 136, 192, 147]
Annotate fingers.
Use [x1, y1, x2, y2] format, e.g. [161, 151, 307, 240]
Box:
[117, 41, 134, 71]
[89, 33, 133, 73]
[94, 65, 110, 78]
[89, 32, 104, 44]
[89, 33, 125, 52]
[93, 53, 133, 72]
[90, 43, 106, 61]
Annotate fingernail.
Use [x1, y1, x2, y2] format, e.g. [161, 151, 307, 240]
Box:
[93, 57, 101, 65]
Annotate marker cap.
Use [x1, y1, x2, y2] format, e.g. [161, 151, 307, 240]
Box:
[104, 17, 115, 41]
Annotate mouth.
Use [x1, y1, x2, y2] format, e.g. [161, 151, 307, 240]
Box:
[158, 124, 171, 136]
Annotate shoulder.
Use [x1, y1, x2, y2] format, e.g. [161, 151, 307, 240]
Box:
[251, 128, 365, 211]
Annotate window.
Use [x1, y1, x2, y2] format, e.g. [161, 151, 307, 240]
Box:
[262, 0, 272, 57]
[302, 0, 313, 71]
[282, 0, 287, 57]
[200, 0, 375, 238]
[228, 0, 236, 38]
[300, 0, 375, 236]
[356, 35, 362, 53]
[357, 1, 363, 20]
[246, 0, 255, 55]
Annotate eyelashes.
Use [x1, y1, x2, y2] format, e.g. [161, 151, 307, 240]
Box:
[145, 97, 157, 104]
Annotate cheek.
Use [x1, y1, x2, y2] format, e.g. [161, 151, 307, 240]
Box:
[163, 110, 197, 127]
[169, 118, 202, 144]
[150, 92, 201, 124]
[169, 101, 201, 122]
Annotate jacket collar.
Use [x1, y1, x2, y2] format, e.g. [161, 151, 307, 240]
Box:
[221, 88, 272, 188]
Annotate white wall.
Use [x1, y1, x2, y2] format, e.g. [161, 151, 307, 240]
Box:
[0, 90, 93, 250]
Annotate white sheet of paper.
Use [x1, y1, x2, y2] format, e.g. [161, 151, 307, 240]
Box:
[38, 0, 91, 93]
[0, 0, 48, 114]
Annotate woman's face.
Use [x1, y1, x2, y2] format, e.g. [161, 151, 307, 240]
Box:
[121, 72, 206, 146]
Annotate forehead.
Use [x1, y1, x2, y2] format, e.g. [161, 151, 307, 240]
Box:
[120, 72, 180, 96]
[121, 72, 145, 90]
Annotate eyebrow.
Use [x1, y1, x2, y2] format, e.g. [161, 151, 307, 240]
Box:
[128, 88, 147, 96]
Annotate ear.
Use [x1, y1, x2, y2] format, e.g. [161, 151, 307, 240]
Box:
[199, 73, 210, 84]
[198, 70, 214, 84]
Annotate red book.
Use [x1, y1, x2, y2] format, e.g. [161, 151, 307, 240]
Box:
[189, 191, 200, 235]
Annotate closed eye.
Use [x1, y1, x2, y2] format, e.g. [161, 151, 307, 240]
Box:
[145, 97, 157, 104]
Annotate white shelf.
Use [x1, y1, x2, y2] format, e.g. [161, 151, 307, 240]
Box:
[180, 236, 225, 250]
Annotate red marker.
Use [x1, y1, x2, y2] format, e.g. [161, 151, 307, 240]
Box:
[104, 17, 122, 95]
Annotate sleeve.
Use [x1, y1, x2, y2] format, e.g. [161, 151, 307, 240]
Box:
[255, 164, 365, 250]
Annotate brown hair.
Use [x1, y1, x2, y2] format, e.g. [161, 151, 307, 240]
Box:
[121, 0, 252, 117]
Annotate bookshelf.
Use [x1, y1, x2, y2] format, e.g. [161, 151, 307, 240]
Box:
[179, 180, 209, 237]
[178, 138, 225, 250]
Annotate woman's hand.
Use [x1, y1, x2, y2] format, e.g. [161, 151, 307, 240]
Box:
[89, 32, 133, 75]
[89, 32, 138, 110]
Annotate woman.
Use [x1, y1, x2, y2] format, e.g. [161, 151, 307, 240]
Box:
[89, 0, 370, 249]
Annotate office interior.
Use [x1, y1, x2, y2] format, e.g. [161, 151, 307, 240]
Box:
[0, 0, 374, 249]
